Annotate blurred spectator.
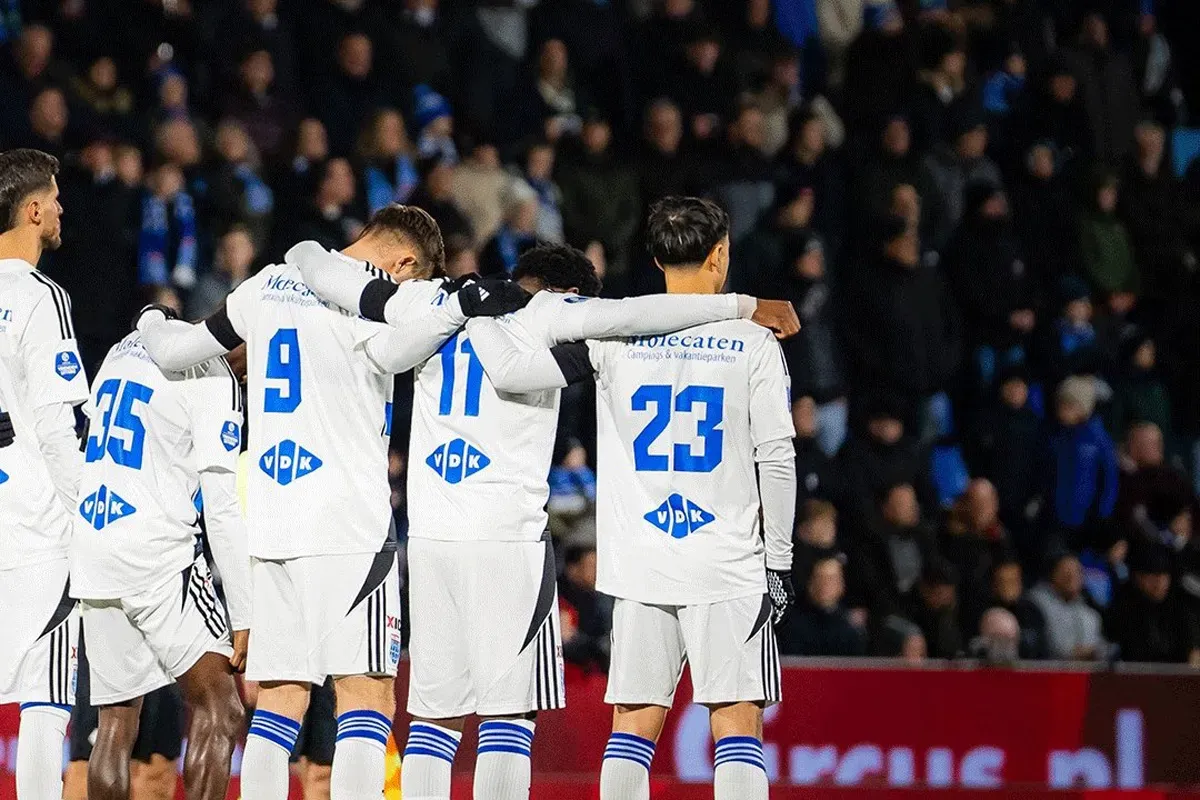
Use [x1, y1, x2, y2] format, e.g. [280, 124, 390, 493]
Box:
[1133, 9, 1185, 126]
[969, 607, 1021, 664]
[874, 614, 928, 662]
[780, 556, 867, 656]
[842, 1, 911, 135]
[1029, 551, 1107, 661]
[664, 23, 737, 147]
[779, 109, 846, 261]
[944, 181, 1036, 392]
[1116, 422, 1196, 545]
[358, 108, 418, 213]
[212, 119, 274, 253]
[638, 98, 694, 207]
[849, 482, 937, 620]
[1109, 330, 1172, 440]
[548, 440, 597, 522]
[753, 48, 804, 157]
[523, 141, 565, 244]
[855, 115, 928, 225]
[315, 32, 388, 157]
[940, 479, 1009, 626]
[1061, 13, 1139, 165]
[22, 86, 71, 158]
[152, 67, 196, 127]
[282, 156, 362, 253]
[68, 55, 136, 142]
[1011, 141, 1081, 295]
[479, 180, 539, 277]
[271, 117, 329, 223]
[222, 47, 295, 163]
[452, 141, 508, 247]
[714, 102, 778, 245]
[558, 538, 612, 673]
[846, 215, 960, 421]
[1038, 376, 1119, 552]
[154, 118, 203, 173]
[0, 24, 61, 144]
[909, 26, 968, 154]
[138, 161, 198, 293]
[377, 0, 452, 98]
[558, 113, 640, 296]
[507, 38, 585, 147]
[215, 0, 297, 97]
[793, 499, 842, 578]
[413, 83, 457, 164]
[921, 106, 1003, 250]
[1026, 55, 1093, 173]
[840, 398, 935, 531]
[1106, 544, 1200, 664]
[442, 233, 478, 281]
[410, 155, 471, 243]
[911, 557, 964, 659]
[982, 47, 1028, 162]
[983, 555, 1047, 659]
[794, 397, 841, 514]
[1080, 170, 1139, 313]
[189, 225, 254, 320]
[1040, 275, 1104, 382]
[817, 0, 865, 88]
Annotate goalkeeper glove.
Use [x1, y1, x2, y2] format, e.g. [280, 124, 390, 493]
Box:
[0, 410, 14, 448]
[766, 569, 796, 626]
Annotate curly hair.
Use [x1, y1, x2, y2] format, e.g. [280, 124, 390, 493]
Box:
[513, 244, 602, 297]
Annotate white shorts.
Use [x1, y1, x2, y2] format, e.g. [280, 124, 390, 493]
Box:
[79, 556, 233, 705]
[247, 549, 401, 684]
[606, 594, 781, 708]
[407, 537, 565, 719]
[0, 558, 79, 707]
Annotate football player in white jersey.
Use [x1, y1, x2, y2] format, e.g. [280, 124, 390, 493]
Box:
[70, 321, 250, 800]
[133, 205, 526, 800]
[465, 198, 797, 800]
[0, 149, 87, 800]
[293, 240, 798, 800]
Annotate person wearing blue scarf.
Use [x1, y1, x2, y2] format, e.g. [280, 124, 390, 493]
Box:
[479, 179, 540, 276]
[358, 108, 420, 213]
[138, 163, 198, 290]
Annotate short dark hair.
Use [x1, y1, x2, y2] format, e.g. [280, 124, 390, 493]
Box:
[646, 196, 729, 267]
[513, 244, 602, 297]
[0, 149, 59, 233]
[361, 204, 446, 277]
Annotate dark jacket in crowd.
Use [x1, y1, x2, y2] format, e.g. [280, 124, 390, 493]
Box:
[990, 593, 1049, 659]
[842, 28, 916, 134]
[966, 396, 1041, 527]
[1106, 579, 1199, 663]
[1061, 44, 1140, 164]
[1120, 161, 1193, 301]
[1011, 167, 1081, 296]
[839, 431, 936, 531]
[845, 254, 961, 404]
[557, 146, 641, 283]
[779, 602, 867, 656]
[845, 520, 937, 619]
[558, 576, 613, 672]
[921, 144, 1004, 251]
[795, 435, 841, 509]
[1080, 207, 1139, 299]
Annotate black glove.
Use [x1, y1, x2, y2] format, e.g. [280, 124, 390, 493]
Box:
[766, 569, 796, 626]
[0, 410, 14, 448]
[456, 278, 532, 317]
[132, 303, 180, 331]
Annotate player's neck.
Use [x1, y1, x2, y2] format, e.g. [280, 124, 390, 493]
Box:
[663, 267, 718, 295]
[0, 228, 41, 268]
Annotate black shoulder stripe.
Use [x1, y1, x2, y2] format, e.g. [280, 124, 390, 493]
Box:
[360, 279, 399, 323]
[216, 356, 242, 412]
[204, 307, 244, 351]
[550, 341, 595, 386]
[29, 272, 72, 339]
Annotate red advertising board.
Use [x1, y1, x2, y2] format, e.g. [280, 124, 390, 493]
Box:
[3, 662, 1200, 798]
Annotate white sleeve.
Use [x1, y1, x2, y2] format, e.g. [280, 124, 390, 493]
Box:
[540, 293, 749, 344]
[748, 333, 797, 572]
[198, 469, 251, 629]
[33, 401, 84, 510]
[463, 317, 569, 392]
[20, 289, 89, 409]
[358, 282, 467, 374]
[137, 316, 231, 372]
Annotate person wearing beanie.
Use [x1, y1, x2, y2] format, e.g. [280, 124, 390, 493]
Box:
[920, 102, 1004, 250]
[1036, 375, 1119, 552]
[413, 83, 458, 164]
[478, 177, 540, 276]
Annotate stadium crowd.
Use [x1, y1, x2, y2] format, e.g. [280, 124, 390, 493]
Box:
[4, 0, 1200, 668]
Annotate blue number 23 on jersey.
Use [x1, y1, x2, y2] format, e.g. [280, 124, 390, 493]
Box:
[631, 384, 724, 472]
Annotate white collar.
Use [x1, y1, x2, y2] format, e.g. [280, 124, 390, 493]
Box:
[0, 258, 36, 274]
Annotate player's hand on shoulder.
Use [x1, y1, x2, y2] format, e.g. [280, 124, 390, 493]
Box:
[455, 275, 532, 317]
[132, 303, 180, 332]
[0, 410, 14, 448]
[766, 569, 796, 626]
[230, 629, 249, 673]
[750, 299, 800, 340]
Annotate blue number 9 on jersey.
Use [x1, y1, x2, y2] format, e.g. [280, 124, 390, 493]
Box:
[631, 384, 724, 472]
[265, 328, 302, 413]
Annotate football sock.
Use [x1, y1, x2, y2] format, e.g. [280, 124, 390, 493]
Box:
[599, 732, 654, 800]
[473, 719, 535, 800]
[330, 710, 392, 800]
[401, 721, 462, 800]
[16, 703, 70, 800]
[713, 736, 768, 800]
[241, 709, 301, 800]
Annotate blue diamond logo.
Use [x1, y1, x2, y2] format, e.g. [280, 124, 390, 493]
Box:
[79, 485, 137, 531]
[643, 493, 715, 539]
[0, 468, 8, 485]
[258, 440, 323, 486]
[425, 438, 490, 484]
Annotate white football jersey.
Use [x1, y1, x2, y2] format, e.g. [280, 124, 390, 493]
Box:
[588, 320, 794, 606]
[0, 259, 88, 569]
[221, 253, 451, 558]
[70, 333, 242, 598]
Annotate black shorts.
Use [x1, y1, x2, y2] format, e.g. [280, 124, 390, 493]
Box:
[290, 677, 336, 766]
[69, 631, 185, 763]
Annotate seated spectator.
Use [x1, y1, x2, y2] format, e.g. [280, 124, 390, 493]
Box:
[1038, 376, 1119, 553]
[1116, 422, 1197, 546]
[637, 98, 695, 211]
[839, 397, 935, 531]
[138, 161, 198, 294]
[911, 557, 963, 659]
[1080, 170, 1139, 318]
[1029, 551, 1107, 661]
[281, 157, 362, 254]
[410, 155, 472, 244]
[780, 556, 867, 657]
[793, 398, 841, 509]
[1106, 544, 1200, 664]
[908, 25, 967, 154]
[1025, 55, 1093, 176]
[452, 140, 509, 246]
[663, 22, 737, 149]
[212, 119, 274, 254]
[966, 365, 1041, 554]
[873, 614, 927, 663]
[413, 83, 457, 164]
[793, 499, 841, 579]
[1039, 275, 1104, 383]
[920, 104, 1003, 251]
[855, 114, 928, 228]
[558, 538, 612, 673]
[152, 66, 197, 127]
[983, 555, 1047, 658]
[479, 179, 539, 277]
[732, 179, 815, 293]
[222, 47, 295, 163]
[1109, 330, 1172, 442]
[189, 225, 254, 320]
[69, 55, 136, 141]
[753, 47, 803, 157]
[968, 607, 1021, 665]
[940, 479, 1009, 623]
[778, 109, 846, 261]
[1011, 141, 1081, 298]
[848, 482, 936, 620]
[523, 140, 564, 244]
[357, 108, 419, 213]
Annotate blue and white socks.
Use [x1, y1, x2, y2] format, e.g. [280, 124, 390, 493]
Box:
[331, 710, 392, 800]
[402, 721, 462, 800]
[713, 736, 768, 799]
[474, 719, 536, 800]
[242, 709, 301, 800]
[17, 703, 70, 800]
[599, 733, 655, 800]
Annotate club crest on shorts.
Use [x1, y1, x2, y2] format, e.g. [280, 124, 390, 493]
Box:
[55, 351, 81, 381]
[644, 493, 714, 539]
[220, 421, 240, 452]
